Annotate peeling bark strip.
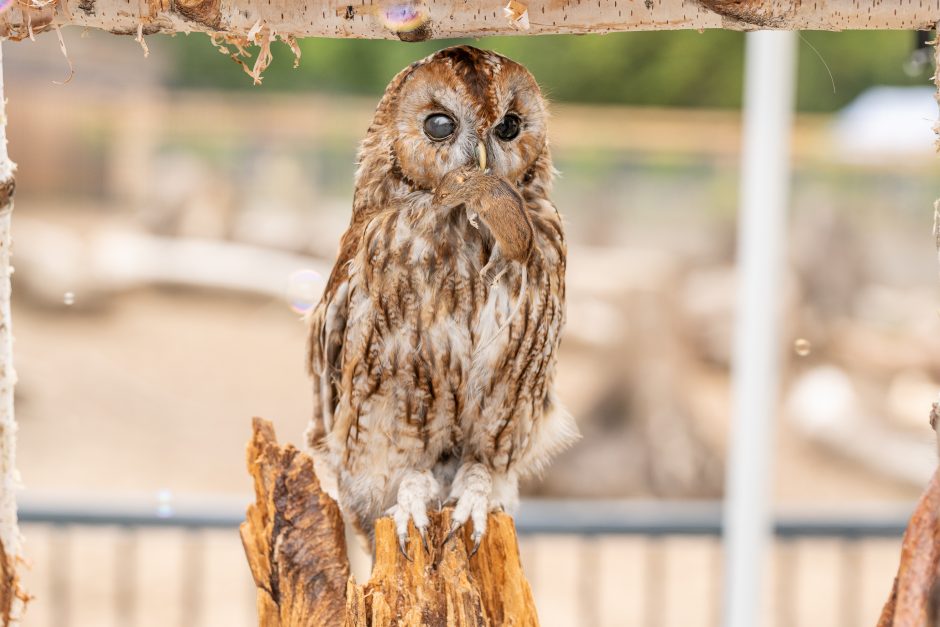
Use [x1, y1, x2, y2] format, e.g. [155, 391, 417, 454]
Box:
[241, 419, 539, 626]
[1, 0, 939, 41]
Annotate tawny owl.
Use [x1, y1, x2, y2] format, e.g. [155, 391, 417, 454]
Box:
[305, 45, 577, 556]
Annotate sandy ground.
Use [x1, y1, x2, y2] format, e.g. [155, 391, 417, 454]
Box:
[14, 289, 310, 497]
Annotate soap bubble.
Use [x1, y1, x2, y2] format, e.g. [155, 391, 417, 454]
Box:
[793, 338, 811, 357]
[377, 1, 430, 33]
[63, 291, 75, 306]
[287, 269, 323, 314]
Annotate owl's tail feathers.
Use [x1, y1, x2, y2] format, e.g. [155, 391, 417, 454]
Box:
[474, 265, 528, 356]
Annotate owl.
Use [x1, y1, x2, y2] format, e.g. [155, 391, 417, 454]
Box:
[305, 45, 577, 556]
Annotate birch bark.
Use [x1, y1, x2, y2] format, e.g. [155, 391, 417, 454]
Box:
[1, 0, 938, 42]
[0, 41, 23, 627]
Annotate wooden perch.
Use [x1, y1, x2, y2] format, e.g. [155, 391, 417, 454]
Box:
[241, 418, 539, 627]
[0, 42, 24, 627]
[878, 466, 940, 627]
[3, 0, 938, 43]
[881, 30, 940, 627]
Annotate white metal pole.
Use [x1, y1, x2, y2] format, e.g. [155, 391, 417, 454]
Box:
[722, 30, 798, 627]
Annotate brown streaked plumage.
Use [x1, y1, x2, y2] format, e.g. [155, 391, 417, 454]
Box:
[305, 45, 577, 553]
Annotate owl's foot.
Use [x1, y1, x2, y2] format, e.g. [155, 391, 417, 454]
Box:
[443, 462, 493, 557]
[387, 469, 440, 561]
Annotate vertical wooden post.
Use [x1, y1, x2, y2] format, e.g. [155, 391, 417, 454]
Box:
[878, 26, 940, 626]
[934, 25, 940, 270]
[0, 41, 24, 627]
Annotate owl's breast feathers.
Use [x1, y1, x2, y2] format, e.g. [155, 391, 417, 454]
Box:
[307, 192, 573, 489]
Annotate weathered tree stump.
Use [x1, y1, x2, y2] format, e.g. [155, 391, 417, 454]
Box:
[240, 418, 539, 626]
[878, 466, 940, 626]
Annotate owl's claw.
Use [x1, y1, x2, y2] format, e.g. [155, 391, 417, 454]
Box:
[398, 532, 413, 562]
[443, 462, 493, 558]
[420, 527, 430, 553]
[469, 531, 483, 558]
[396, 525, 429, 561]
[388, 469, 439, 561]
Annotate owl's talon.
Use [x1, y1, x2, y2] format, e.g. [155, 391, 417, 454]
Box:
[398, 533, 413, 562]
[419, 527, 430, 554]
[469, 531, 483, 558]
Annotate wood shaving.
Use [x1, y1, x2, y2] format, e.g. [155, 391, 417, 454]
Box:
[246, 18, 262, 42]
[209, 28, 277, 86]
[52, 24, 74, 85]
[503, 0, 530, 30]
[283, 34, 301, 69]
[135, 22, 149, 58]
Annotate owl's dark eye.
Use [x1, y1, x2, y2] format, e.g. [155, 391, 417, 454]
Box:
[494, 113, 522, 141]
[423, 114, 457, 141]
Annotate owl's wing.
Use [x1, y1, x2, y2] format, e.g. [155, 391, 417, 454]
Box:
[305, 218, 365, 449]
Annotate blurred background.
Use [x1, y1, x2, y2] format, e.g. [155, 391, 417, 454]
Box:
[5, 26, 940, 626]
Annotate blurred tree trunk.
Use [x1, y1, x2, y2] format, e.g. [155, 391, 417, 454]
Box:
[240, 418, 539, 627]
[0, 42, 25, 627]
[2, 0, 937, 43]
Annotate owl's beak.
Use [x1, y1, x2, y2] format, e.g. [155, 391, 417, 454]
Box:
[476, 140, 487, 172]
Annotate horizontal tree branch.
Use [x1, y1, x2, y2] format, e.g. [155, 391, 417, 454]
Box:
[2, 0, 938, 43]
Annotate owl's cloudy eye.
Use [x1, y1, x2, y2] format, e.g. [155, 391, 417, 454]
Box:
[423, 114, 457, 141]
[494, 113, 522, 141]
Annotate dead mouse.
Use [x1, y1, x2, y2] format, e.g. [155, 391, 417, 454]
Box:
[433, 165, 533, 284]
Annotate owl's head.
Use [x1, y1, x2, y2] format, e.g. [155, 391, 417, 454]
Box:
[357, 46, 551, 204]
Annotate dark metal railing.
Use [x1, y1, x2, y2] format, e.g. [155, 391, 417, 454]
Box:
[16, 495, 913, 627]
[17, 494, 914, 536]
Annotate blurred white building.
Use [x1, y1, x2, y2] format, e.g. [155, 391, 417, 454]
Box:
[831, 86, 937, 161]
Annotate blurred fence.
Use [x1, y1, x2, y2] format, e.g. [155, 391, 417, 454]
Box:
[16, 497, 910, 627]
